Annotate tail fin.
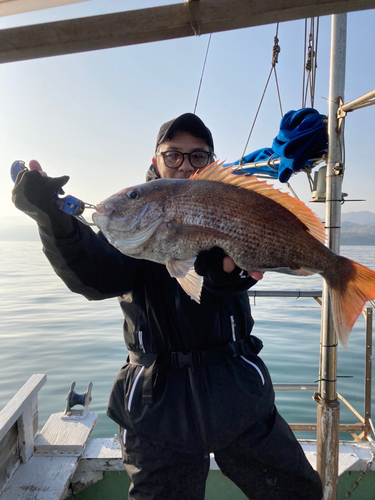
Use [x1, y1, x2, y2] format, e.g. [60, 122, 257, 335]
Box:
[330, 260, 375, 349]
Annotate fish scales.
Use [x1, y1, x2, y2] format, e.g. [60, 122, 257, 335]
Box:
[92, 163, 375, 348]
[162, 179, 332, 275]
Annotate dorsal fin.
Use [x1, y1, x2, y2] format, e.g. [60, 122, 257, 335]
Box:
[191, 162, 326, 243]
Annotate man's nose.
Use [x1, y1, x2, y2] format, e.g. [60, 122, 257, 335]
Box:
[178, 155, 194, 171]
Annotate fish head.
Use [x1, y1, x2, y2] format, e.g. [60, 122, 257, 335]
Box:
[92, 179, 171, 255]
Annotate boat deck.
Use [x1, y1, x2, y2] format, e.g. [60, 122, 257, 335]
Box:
[0, 373, 374, 499]
[64, 438, 375, 500]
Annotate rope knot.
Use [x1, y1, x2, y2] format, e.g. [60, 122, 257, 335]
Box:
[272, 36, 281, 67]
[305, 46, 314, 72]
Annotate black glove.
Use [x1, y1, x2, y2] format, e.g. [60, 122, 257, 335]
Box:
[194, 247, 257, 294]
[195, 247, 230, 281]
[12, 169, 76, 237]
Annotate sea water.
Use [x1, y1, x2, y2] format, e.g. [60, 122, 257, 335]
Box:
[0, 241, 374, 439]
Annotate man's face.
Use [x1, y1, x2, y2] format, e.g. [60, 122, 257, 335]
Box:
[154, 130, 211, 179]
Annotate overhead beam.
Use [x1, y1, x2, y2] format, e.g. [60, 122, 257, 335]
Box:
[1, 0, 375, 63]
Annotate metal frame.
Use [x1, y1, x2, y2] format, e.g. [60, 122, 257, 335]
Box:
[248, 290, 373, 444]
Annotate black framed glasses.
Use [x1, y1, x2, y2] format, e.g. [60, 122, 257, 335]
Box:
[156, 150, 215, 169]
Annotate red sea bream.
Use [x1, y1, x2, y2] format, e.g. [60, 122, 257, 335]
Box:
[92, 162, 375, 349]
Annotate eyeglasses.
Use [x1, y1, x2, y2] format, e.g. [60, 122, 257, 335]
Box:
[156, 150, 214, 169]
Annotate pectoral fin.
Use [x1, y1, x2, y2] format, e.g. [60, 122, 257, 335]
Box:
[166, 259, 203, 303]
[166, 258, 196, 278]
[177, 268, 203, 304]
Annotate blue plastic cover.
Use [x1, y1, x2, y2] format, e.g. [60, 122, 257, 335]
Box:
[225, 108, 328, 183]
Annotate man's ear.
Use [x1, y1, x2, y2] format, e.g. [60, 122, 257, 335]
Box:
[152, 156, 160, 176]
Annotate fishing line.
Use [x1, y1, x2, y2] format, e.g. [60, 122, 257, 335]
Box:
[239, 23, 283, 165]
[302, 19, 307, 107]
[240, 66, 273, 163]
[193, 34, 212, 114]
[312, 17, 320, 108]
[341, 116, 346, 166]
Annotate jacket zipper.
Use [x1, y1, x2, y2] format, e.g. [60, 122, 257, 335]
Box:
[127, 332, 146, 413]
[230, 315, 265, 386]
[240, 355, 265, 385]
[138, 331, 145, 352]
[127, 366, 145, 411]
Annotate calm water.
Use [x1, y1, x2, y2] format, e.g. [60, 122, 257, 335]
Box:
[0, 241, 374, 439]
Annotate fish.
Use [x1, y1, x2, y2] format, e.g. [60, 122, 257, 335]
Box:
[92, 161, 375, 349]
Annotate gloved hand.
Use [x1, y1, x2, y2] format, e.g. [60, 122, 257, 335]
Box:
[12, 169, 76, 237]
[195, 247, 262, 294]
[195, 247, 232, 282]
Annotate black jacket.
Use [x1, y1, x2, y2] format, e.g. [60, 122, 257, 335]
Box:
[39, 219, 275, 453]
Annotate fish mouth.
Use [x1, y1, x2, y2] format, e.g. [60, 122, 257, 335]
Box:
[93, 203, 114, 216]
[92, 203, 113, 227]
[92, 202, 152, 233]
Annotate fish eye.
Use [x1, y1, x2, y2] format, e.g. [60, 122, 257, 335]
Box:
[128, 189, 140, 200]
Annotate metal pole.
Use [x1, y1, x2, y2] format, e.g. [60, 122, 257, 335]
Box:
[364, 307, 372, 440]
[316, 13, 347, 500]
[247, 290, 322, 298]
[341, 89, 375, 112]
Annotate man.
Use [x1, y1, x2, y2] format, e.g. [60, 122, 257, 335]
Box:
[12, 113, 322, 499]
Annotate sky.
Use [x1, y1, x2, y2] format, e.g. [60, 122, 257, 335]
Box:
[1, 1, 375, 230]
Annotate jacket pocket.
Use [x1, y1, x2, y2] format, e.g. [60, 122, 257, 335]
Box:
[240, 355, 265, 385]
[127, 366, 145, 411]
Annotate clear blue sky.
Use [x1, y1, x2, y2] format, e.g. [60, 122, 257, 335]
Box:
[1, 1, 374, 229]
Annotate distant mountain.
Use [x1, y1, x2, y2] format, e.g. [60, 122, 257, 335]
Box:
[340, 221, 375, 246]
[338, 212, 375, 245]
[1, 212, 375, 244]
[341, 211, 375, 225]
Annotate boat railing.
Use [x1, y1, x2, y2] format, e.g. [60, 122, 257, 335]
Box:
[247, 289, 373, 442]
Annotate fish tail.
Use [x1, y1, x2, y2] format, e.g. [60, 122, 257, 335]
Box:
[329, 259, 375, 349]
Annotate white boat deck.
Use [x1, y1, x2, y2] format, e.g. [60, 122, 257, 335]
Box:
[0, 374, 374, 499]
[80, 436, 374, 476]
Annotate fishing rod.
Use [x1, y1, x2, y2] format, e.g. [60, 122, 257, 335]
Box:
[10, 160, 96, 226]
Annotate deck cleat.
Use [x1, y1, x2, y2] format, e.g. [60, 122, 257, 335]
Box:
[62, 381, 93, 420]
